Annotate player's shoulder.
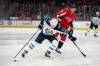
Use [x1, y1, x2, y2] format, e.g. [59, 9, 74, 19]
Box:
[70, 12, 77, 19]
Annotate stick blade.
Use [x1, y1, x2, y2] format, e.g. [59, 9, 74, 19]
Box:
[81, 52, 86, 57]
[83, 54, 86, 57]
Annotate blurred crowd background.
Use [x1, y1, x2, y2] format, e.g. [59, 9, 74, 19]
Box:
[0, 0, 100, 21]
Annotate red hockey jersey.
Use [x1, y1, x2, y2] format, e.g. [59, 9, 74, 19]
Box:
[55, 8, 77, 29]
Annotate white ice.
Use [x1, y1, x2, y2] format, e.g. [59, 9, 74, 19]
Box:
[0, 28, 100, 66]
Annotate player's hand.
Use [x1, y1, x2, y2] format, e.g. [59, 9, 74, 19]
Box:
[68, 28, 73, 35]
[38, 25, 43, 30]
[68, 35, 77, 42]
[70, 28, 73, 34]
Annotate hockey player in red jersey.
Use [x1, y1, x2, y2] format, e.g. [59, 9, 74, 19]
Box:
[55, 6, 77, 54]
[45, 6, 77, 57]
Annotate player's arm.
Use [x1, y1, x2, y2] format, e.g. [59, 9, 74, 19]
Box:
[68, 22, 74, 35]
[68, 26, 76, 42]
[57, 12, 66, 18]
[38, 16, 44, 29]
[56, 8, 69, 18]
[69, 13, 77, 35]
[68, 22, 77, 42]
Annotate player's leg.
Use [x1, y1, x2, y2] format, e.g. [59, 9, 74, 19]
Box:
[21, 41, 39, 57]
[85, 22, 93, 36]
[55, 34, 67, 54]
[45, 36, 58, 58]
[21, 32, 45, 58]
[94, 25, 98, 37]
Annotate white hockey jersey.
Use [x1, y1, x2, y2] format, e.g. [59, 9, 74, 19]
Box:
[91, 16, 100, 25]
[42, 19, 59, 35]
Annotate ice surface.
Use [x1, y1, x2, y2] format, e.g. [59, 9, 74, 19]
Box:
[0, 28, 100, 66]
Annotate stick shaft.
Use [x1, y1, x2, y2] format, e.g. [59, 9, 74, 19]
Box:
[72, 41, 86, 57]
[13, 30, 39, 59]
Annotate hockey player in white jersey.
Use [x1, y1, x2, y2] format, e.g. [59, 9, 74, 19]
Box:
[85, 11, 100, 37]
[21, 15, 66, 58]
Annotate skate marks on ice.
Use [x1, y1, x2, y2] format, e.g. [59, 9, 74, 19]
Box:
[0, 28, 100, 66]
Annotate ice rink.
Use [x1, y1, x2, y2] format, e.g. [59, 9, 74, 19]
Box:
[0, 28, 100, 66]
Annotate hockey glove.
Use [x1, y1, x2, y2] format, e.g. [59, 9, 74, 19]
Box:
[61, 28, 68, 35]
[69, 28, 73, 35]
[38, 25, 43, 30]
[68, 35, 77, 42]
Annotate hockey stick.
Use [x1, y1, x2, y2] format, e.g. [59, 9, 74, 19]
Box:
[72, 41, 86, 57]
[13, 29, 39, 61]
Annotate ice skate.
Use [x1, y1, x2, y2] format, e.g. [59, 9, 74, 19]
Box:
[45, 51, 50, 58]
[55, 48, 61, 54]
[22, 50, 28, 58]
[94, 34, 98, 37]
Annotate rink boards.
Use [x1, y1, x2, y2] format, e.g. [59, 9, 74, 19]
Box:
[0, 20, 100, 30]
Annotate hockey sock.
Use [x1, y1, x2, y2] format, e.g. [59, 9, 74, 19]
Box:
[29, 41, 35, 49]
[94, 29, 98, 36]
[47, 44, 56, 53]
[47, 40, 58, 53]
[57, 41, 64, 49]
[24, 41, 38, 51]
[29, 41, 38, 49]
[22, 41, 39, 58]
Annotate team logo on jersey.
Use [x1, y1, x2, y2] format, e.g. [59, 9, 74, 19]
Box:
[45, 28, 53, 35]
[65, 17, 73, 22]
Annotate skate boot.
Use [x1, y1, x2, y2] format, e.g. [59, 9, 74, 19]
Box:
[55, 48, 61, 54]
[45, 51, 50, 58]
[94, 34, 98, 37]
[22, 50, 28, 58]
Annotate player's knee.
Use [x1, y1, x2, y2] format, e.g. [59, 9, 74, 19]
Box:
[61, 36, 66, 42]
[52, 40, 58, 47]
[60, 34, 67, 42]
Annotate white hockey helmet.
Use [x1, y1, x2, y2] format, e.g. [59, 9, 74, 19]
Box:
[50, 18, 58, 28]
